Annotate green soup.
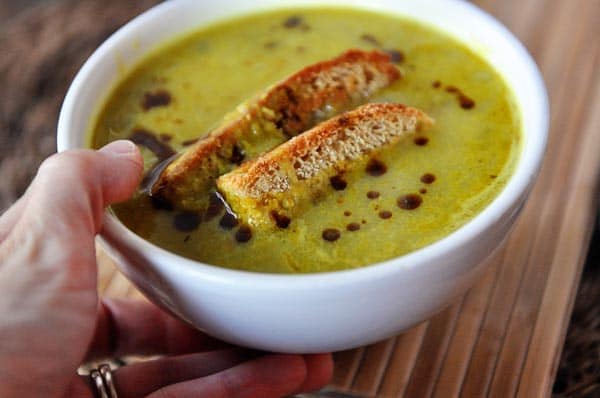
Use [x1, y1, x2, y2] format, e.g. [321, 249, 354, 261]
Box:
[90, 8, 521, 273]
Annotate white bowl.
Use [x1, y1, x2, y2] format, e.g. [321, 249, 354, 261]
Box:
[57, 0, 548, 353]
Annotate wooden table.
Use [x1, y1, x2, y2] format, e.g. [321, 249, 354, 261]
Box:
[2, 0, 598, 396]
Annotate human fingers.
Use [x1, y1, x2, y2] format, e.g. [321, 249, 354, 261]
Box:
[146, 354, 308, 398]
[296, 353, 334, 393]
[0, 195, 29, 243]
[0, 141, 142, 268]
[87, 298, 227, 361]
[65, 352, 323, 398]
[25, 140, 143, 237]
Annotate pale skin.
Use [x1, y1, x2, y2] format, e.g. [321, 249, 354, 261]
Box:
[0, 140, 333, 398]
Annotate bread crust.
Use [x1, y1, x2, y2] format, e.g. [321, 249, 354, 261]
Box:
[217, 103, 434, 227]
[151, 50, 400, 210]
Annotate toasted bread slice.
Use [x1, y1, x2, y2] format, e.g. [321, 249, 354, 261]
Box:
[216, 103, 434, 227]
[151, 50, 400, 210]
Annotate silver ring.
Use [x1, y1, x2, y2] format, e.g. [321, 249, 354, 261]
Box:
[99, 364, 119, 398]
[90, 369, 109, 398]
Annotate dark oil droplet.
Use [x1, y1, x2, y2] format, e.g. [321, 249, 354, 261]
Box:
[366, 159, 387, 176]
[230, 144, 245, 165]
[414, 137, 429, 146]
[420, 188, 427, 194]
[385, 49, 405, 64]
[142, 90, 172, 111]
[129, 128, 176, 161]
[219, 213, 239, 230]
[379, 210, 393, 219]
[182, 138, 199, 146]
[235, 225, 253, 243]
[150, 195, 174, 211]
[173, 211, 201, 232]
[344, 211, 352, 217]
[360, 33, 381, 47]
[367, 191, 380, 199]
[347, 223, 361, 232]
[283, 15, 303, 28]
[459, 94, 476, 109]
[397, 194, 423, 210]
[270, 211, 291, 229]
[322, 228, 341, 242]
[330, 175, 348, 190]
[432, 81, 442, 89]
[204, 193, 225, 221]
[420, 173, 436, 184]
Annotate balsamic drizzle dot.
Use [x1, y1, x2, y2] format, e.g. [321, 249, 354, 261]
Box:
[347, 223, 361, 232]
[182, 138, 199, 146]
[459, 94, 476, 109]
[173, 211, 201, 232]
[385, 49, 405, 64]
[322, 228, 341, 242]
[441, 84, 476, 110]
[219, 213, 239, 230]
[235, 225, 253, 243]
[420, 173, 436, 184]
[367, 191, 380, 199]
[204, 193, 225, 221]
[230, 144, 245, 165]
[379, 210, 393, 219]
[420, 188, 428, 194]
[397, 194, 423, 210]
[330, 175, 348, 190]
[366, 158, 387, 176]
[142, 90, 172, 111]
[414, 137, 429, 146]
[129, 128, 176, 161]
[150, 195, 174, 211]
[270, 211, 291, 229]
[283, 15, 303, 28]
[344, 211, 352, 217]
[360, 33, 382, 47]
[432, 80, 442, 89]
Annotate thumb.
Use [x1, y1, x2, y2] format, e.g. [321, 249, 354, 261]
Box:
[25, 140, 143, 238]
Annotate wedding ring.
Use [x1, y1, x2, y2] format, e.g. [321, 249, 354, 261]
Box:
[90, 369, 109, 398]
[99, 364, 119, 398]
[90, 364, 118, 398]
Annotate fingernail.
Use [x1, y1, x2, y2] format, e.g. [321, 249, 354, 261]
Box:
[99, 140, 137, 158]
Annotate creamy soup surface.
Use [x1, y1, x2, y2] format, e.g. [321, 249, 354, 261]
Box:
[91, 8, 521, 273]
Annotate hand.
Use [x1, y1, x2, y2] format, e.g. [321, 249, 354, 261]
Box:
[0, 140, 333, 398]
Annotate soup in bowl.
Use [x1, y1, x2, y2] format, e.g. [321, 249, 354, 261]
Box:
[57, 0, 548, 352]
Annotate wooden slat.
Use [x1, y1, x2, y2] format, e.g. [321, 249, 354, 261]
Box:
[331, 347, 366, 390]
[378, 323, 428, 397]
[431, 259, 502, 397]
[516, 55, 600, 398]
[94, 0, 600, 396]
[402, 300, 464, 398]
[351, 338, 397, 396]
